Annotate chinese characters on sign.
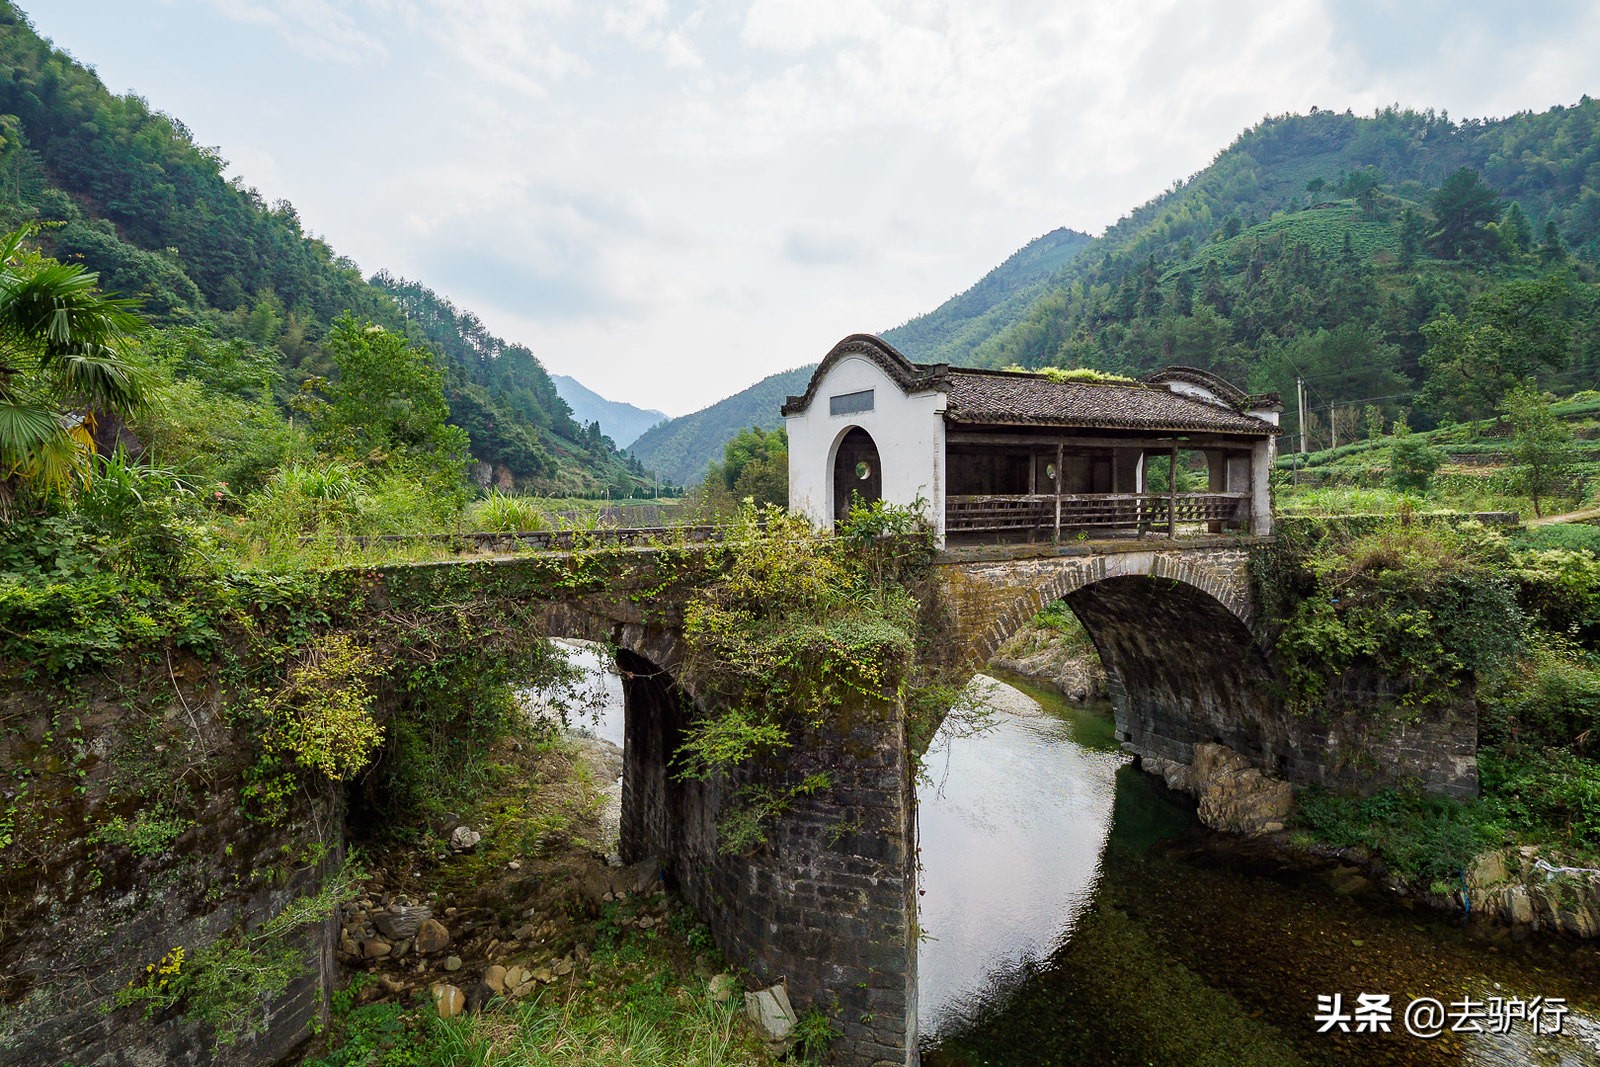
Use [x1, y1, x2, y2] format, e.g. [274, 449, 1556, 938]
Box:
[1314, 993, 1569, 1038]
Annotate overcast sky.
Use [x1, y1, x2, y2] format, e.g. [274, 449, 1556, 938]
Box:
[25, 2, 1600, 416]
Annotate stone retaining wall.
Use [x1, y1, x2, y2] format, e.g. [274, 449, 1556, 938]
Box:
[619, 654, 917, 1067]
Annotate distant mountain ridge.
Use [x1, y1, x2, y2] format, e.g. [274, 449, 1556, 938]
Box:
[628, 365, 814, 486]
[551, 374, 666, 448]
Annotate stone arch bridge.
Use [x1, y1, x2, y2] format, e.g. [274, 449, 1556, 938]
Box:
[356, 531, 1473, 1067]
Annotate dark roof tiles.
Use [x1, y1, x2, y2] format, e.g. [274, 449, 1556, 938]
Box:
[944, 370, 1277, 435]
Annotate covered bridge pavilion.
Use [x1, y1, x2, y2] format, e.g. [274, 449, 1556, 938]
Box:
[783, 334, 1282, 548]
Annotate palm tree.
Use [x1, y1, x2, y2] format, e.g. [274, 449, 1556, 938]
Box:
[0, 225, 146, 511]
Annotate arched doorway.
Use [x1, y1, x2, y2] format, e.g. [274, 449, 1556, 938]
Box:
[832, 426, 882, 524]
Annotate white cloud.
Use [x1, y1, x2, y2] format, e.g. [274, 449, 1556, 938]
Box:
[204, 0, 387, 63]
[29, 0, 1600, 414]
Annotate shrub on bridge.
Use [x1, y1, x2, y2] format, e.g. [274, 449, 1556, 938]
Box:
[677, 503, 933, 852]
[1257, 517, 1523, 715]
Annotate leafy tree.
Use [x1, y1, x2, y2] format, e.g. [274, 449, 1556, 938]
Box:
[1386, 420, 1443, 491]
[1170, 270, 1194, 317]
[1426, 168, 1501, 261]
[1502, 382, 1574, 518]
[0, 225, 145, 511]
[704, 425, 787, 508]
[1500, 202, 1533, 254]
[1273, 323, 1407, 415]
[311, 316, 468, 488]
[1398, 206, 1425, 268]
[1419, 274, 1574, 421]
[1540, 220, 1568, 265]
[1363, 404, 1386, 441]
[1338, 167, 1383, 218]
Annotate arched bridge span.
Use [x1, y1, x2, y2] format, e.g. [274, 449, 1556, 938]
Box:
[349, 535, 1473, 1067]
[930, 540, 1279, 781]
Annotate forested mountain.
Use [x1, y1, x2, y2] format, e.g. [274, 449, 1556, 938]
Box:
[628, 365, 814, 486]
[881, 226, 1093, 361]
[0, 1, 643, 495]
[550, 375, 666, 450]
[601, 103, 1600, 482]
[933, 103, 1600, 444]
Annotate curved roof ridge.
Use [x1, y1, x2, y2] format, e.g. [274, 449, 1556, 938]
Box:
[780, 333, 947, 416]
[1140, 366, 1249, 409]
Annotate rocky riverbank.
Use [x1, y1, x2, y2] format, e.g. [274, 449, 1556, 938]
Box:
[1146, 741, 1600, 940]
[294, 727, 780, 1065]
[986, 614, 1106, 703]
[984, 636, 1600, 943]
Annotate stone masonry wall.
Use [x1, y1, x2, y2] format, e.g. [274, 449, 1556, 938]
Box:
[0, 670, 343, 1067]
[933, 541, 1478, 798]
[619, 655, 918, 1067]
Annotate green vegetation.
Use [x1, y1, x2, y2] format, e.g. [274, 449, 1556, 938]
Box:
[1258, 518, 1523, 715]
[9, 14, 1600, 1056]
[1502, 381, 1576, 517]
[883, 227, 1094, 364]
[118, 862, 366, 1047]
[897, 104, 1600, 403]
[1257, 514, 1600, 877]
[676, 502, 931, 851]
[0, 3, 650, 497]
[688, 425, 788, 516]
[1001, 364, 1137, 385]
[1294, 787, 1496, 885]
[0, 223, 145, 507]
[307, 962, 771, 1067]
[302, 732, 783, 1067]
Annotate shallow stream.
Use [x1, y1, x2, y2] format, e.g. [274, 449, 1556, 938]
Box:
[539, 645, 1600, 1065]
[918, 672, 1600, 1067]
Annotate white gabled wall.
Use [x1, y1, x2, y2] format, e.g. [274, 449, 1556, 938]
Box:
[785, 354, 947, 540]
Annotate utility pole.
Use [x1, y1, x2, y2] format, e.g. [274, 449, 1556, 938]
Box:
[1297, 376, 1307, 455]
[1330, 402, 1337, 450]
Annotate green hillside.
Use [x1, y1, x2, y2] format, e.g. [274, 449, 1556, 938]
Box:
[944, 104, 1600, 443]
[0, 1, 642, 496]
[881, 226, 1093, 361]
[641, 104, 1600, 485]
[628, 365, 814, 486]
[1279, 389, 1600, 511]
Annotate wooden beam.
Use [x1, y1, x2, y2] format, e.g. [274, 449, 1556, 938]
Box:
[945, 431, 1265, 450]
[1168, 445, 1178, 539]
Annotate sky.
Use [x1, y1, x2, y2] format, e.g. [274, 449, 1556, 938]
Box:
[24, 1, 1600, 417]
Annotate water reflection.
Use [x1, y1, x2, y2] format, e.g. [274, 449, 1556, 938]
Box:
[919, 677, 1600, 1067]
[524, 644, 1600, 1065]
[916, 675, 1127, 1041]
[526, 638, 626, 747]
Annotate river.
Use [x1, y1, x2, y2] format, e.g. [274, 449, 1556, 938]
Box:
[919, 672, 1600, 1067]
[539, 644, 1600, 1066]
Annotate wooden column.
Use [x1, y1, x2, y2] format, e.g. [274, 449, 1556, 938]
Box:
[1053, 442, 1063, 544]
[1206, 450, 1227, 534]
[1167, 445, 1178, 539]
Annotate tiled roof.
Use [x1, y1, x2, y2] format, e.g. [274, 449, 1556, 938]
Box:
[944, 370, 1277, 435]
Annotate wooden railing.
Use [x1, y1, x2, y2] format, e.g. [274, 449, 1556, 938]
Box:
[946, 492, 1248, 535]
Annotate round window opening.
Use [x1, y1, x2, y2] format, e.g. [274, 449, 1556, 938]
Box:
[1045, 462, 1058, 481]
[855, 461, 872, 480]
